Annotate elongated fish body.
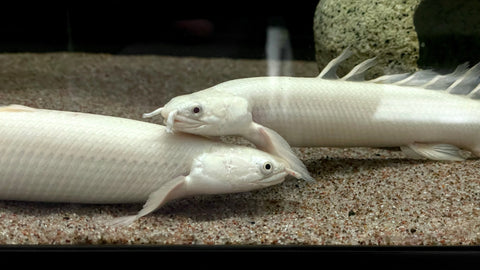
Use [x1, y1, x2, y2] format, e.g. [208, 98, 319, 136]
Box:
[0, 105, 296, 225]
[0, 106, 214, 203]
[214, 76, 480, 153]
[149, 48, 480, 174]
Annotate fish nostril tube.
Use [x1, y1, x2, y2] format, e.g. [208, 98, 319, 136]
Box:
[143, 107, 164, 119]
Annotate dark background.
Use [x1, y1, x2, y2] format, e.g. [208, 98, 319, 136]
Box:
[1, 1, 478, 69]
[0, 2, 319, 61]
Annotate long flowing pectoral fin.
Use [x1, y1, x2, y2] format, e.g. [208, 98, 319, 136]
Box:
[400, 143, 465, 161]
[245, 123, 315, 182]
[108, 175, 187, 226]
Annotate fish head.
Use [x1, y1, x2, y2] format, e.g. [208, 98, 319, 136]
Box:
[185, 147, 301, 195]
[151, 90, 252, 136]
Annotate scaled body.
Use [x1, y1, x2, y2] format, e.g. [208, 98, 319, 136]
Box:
[0, 105, 293, 224]
[216, 76, 480, 153]
[152, 49, 480, 163]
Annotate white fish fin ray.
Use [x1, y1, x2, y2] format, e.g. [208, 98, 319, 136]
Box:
[245, 123, 314, 182]
[107, 175, 186, 226]
[400, 143, 465, 161]
[341, 57, 377, 81]
[368, 61, 480, 98]
[423, 62, 469, 90]
[369, 73, 411, 84]
[318, 47, 352, 79]
[467, 83, 480, 99]
[258, 126, 314, 182]
[399, 145, 424, 159]
[392, 70, 438, 87]
[447, 62, 480, 95]
[107, 215, 138, 227]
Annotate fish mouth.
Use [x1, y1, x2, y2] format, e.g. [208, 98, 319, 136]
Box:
[258, 172, 288, 186]
[165, 113, 205, 131]
[143, 107, 206, 132]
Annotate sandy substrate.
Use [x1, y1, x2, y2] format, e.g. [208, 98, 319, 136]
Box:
[0, 52, 479, 246]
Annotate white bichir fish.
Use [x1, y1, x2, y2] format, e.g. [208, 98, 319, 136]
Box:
[144, 48, 480, 168]
[0, 105, 299, 225]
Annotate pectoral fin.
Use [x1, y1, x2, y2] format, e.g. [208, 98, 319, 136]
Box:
[244, 123, 315, 182]
[400, 143, 465, 161]
[108, 175, 187, 226]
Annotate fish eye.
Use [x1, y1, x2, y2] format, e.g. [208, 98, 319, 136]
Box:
[261, 161, 273, 175]
[191, 105, 202, 114]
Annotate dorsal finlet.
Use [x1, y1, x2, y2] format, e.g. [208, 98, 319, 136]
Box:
[369, 73, 411, 84]
[341, 57, 377, 81]
[368, 61, 480, 99]
[467, 83, 480, 98]
[447, 62, 480, 95]
[323, 49, 480, 100]
[318, 47, 352, 79]
[392, 70, 437, 87]
[422, 62, 469, 90]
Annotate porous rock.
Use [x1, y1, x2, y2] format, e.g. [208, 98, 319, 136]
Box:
[313, 0, 421, 78]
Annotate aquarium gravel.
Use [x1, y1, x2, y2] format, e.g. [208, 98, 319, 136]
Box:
[0, 53, 479, 245]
